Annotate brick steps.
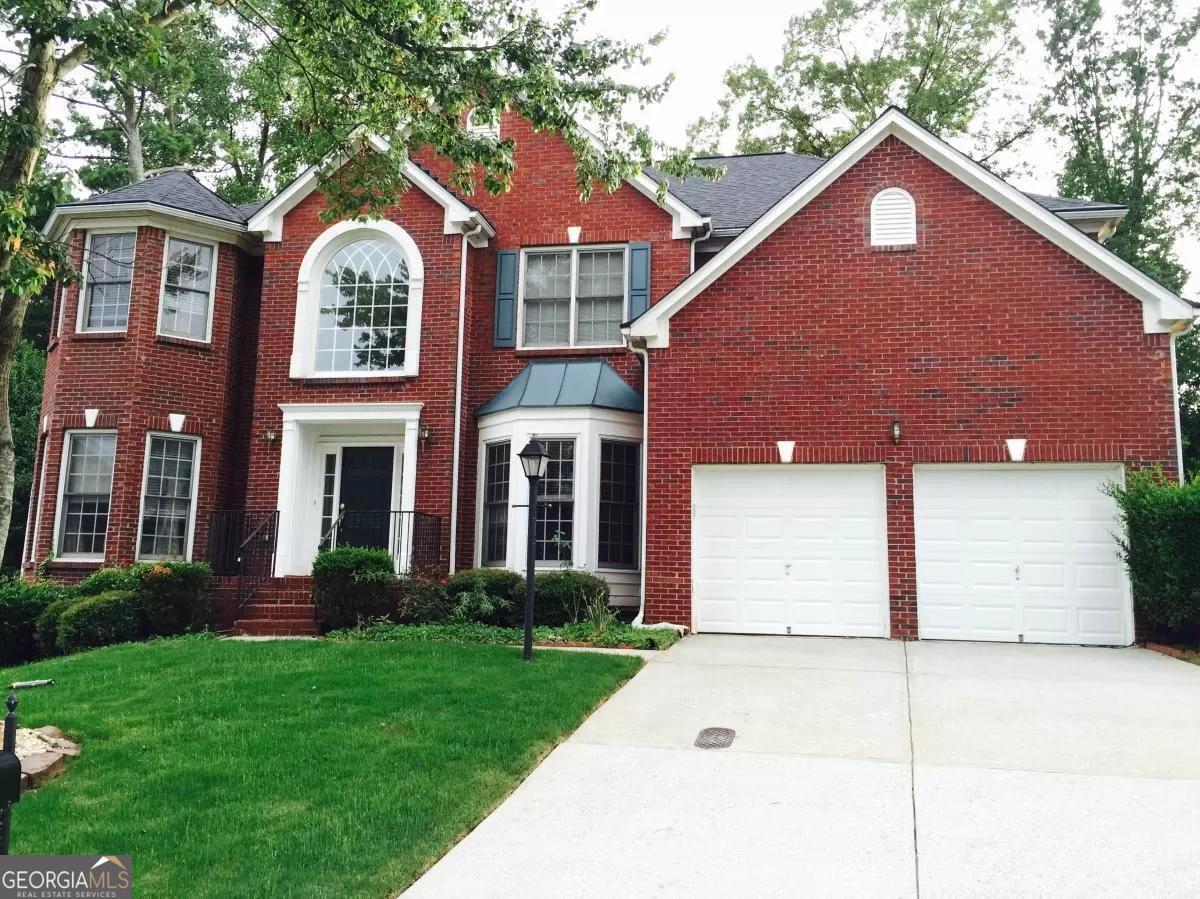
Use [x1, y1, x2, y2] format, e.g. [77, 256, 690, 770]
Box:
[227, 576, 320, 637]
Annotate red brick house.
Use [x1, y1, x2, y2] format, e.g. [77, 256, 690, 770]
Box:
[25, 108, 1194, 643]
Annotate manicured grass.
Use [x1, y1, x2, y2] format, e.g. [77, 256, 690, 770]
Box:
[2, 635, 641, 897]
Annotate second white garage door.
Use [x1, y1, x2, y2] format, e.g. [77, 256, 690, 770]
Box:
[914, 465, 1131, 645]
[692, 465, 889, 637]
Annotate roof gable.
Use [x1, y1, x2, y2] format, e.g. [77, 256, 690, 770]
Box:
[627, 108, 1193, 345]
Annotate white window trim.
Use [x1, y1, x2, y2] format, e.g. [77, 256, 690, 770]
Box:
[517, 244, 628, 350]
[473, 407, 642, 576]
[157, 234, 219, 344]
[52, 428, 118, 562]
[76, 229, 138, 334]
[466, 108, 500, 139]
[480, 438, 511, 567]
[135, 432, 202, 562]
[291, 219, 424, 379]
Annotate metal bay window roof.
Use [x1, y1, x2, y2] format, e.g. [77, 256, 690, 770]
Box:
[476, 359, 643, 417]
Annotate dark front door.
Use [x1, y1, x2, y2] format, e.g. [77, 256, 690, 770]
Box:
[338, 446, 395, 550]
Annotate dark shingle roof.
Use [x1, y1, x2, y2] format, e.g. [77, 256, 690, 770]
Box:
[476, 359, 643, 417]
[57, 170, 250, 224]
[650, 151, 1128, 233]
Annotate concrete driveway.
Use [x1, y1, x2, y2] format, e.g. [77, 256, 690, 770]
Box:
[406, 636, 1200, 897]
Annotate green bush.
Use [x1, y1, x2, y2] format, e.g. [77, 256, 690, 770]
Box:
[444, 568, 525, 625]
[533, 569, 610, 626]
[0, 580, 69, 665]
[312, 547, 397, 631]
[395, 575, 452, 623]
[36, 595, 82, 656]
[1108, 468, 1200, 642]
[56, 590, 141, 654]
[137, 561, 212, 636]
[75, 566, 140, 597]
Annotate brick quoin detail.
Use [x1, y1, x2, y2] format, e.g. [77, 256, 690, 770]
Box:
[642, 137, 1178, 636]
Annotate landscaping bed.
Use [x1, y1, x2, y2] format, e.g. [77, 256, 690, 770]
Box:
[2, 634, 641, 897]
[329, 619, 683, 650]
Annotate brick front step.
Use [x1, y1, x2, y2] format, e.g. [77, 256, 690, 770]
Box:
[232, 618, 320, 637]
[240, 602, 317, 620]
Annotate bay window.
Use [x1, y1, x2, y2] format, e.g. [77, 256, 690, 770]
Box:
[159, 237, 216, 341]
[535, 439, 575, 563]
[598, 440, 639, 568]
[482, 441, 510, 565]
[137, 434, 200, 559]
[80, 232, 135, 331]
[57, 431, 117, 558]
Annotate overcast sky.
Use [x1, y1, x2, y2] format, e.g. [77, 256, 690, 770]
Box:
[545, 0, 1199, 299]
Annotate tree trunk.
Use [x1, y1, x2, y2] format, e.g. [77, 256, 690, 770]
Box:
[0, 35, 60, 562]
[121, 85, 146, 181]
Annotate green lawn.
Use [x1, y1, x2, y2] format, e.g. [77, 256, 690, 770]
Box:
[2, 635, 641, 897]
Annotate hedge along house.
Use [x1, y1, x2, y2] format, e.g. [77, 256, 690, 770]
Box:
[26, 108, 1193, 641]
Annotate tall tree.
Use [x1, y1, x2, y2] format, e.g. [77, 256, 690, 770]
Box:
[0, 0, 710, 559]
[1042, 0, 1200, 475]
[687, 0, 1031, 160]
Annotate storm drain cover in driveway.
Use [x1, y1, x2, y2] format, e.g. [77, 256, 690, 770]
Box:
[695, 727, 736, 749]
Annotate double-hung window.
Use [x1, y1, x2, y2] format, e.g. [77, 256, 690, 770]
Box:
[159, 237, 216, 341]
[80, 232, 136, 331]
[535, 439, 575, 563]
[137, 435, 199, 559]
[482, 442, 510, 565]
[597, 440, 639, 568]
[57, 432, 117, 558]
[522, 247, 625, 347]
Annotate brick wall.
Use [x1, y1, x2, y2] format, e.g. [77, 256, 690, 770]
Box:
[642, 137, 1179, 635]
[24, 225, 258, 578]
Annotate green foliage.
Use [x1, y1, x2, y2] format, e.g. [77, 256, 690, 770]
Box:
[0, 579, 68, 664]
[35, 595, 81, 657]
[687, 0, 1029, 159]
[533, 569, 610, 626]
[311, 547, 397, 630]
[1106, 468, 1200, 642]
[137, 561, 212, 636]
[445, 568, 525, 626]
[75, 566, 141, 597]
[1179, 330, 1200, 479]
[3, 339, 46, 571]
[394, 574, 452, 623]
[56, 590, 141, 654]
[330, 619, 682, 650]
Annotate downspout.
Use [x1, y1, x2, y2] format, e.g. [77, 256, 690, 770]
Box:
[688, 221, 713, 274]
[1170, 324, 1191, 483]
[449, 223, 483, 572]
[630, 339, 650, 626]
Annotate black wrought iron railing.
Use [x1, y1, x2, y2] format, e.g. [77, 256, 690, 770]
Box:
[207, 509, 279, 606]
[318, 510, 444, 575]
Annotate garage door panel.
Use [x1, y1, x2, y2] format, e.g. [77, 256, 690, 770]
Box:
[692, 465, 888, 637]
[914, 465, 1130, 646]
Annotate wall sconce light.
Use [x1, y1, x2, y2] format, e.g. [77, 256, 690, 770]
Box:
[1006, 438, 1027, 462]
[777, 440, 796, 464]
[168, 413, 186, 433]
[891, 420, 902, 444]
[567, 226, 582, 244]
[263, 428, 277, 443]
[84, 408, 100, 428]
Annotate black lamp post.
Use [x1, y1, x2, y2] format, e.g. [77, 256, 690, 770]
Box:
[518, 439, 550, 662]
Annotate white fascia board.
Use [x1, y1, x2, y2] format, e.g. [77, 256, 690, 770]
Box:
[43, 204, 249, 247]
[248, 133, 493, 245]
[625, 171, 709, 239]
[628, 108, 1193, 346]
[279, 401, 424, 425]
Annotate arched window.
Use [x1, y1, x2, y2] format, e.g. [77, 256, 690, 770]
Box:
[870, 187, 917, 246]
[292, 220, 424, 379]
[317, 240, 409, 373]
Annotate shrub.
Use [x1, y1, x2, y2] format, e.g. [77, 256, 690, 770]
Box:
[395, 575, 452, 623]
[56, 590, 141, 654]
[445, 568, 525, 625]
[36, 595, 82, 656]
[1107, 468, 1200, 642]
[75, 566, 140, 597]
[533, 569, 610, 626]
[137, 561, 212, 636]
[312, 547, 397, 631]
[0, 580, 69, 665]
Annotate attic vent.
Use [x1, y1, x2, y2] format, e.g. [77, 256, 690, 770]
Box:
[870, 187, 916, 246]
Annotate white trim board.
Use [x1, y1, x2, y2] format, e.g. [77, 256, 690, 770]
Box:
[626, 107, 1194, 346]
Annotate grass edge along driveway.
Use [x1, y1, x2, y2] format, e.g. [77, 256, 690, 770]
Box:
[2, 635, 642, 897]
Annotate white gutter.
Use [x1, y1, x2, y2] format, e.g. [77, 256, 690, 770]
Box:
[1171, 329, 1186, 483]
[449, 226, 481, 571]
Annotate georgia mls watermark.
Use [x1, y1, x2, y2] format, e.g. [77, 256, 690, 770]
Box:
[0, 856, 131, 899]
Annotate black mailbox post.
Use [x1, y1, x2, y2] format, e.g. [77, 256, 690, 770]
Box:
[0, 690, 20, 855]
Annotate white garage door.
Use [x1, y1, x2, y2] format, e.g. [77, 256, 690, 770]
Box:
[692, 465, 889, 637]
[914, 465, 1131, 646]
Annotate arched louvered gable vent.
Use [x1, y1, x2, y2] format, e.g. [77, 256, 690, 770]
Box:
[870, 187, 917, 246]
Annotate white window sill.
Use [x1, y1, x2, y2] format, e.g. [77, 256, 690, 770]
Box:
[293, 370, 416, 380]
[53, 554, 105, 563]
[517, 344, 624, 352]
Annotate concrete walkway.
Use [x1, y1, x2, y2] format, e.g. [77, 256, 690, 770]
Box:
[406, 636, 1200, 897]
